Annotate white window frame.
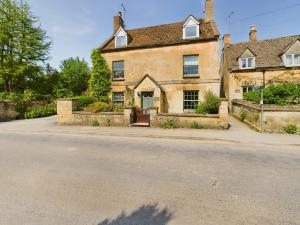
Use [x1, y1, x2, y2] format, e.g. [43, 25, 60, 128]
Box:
[183, 16, 200, 39]
[239, 57, 256, 69]
[183, 90, 199, 111]
[114, 27, 128, 48]
[284, 54, 300, 67]
[112, 92, 125, 105]
[183, 55, 199, 77]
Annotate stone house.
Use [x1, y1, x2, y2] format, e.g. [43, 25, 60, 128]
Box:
[99, 0, 220, 115]
[221, 26, 300, 108]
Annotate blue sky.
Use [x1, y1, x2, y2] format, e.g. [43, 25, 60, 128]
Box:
[27, 0, 300, 69]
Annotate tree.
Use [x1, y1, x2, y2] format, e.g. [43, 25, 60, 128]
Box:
[59, 57, 90, 96]
[89, 49, 111, 102]
[0, 0, 51, 93]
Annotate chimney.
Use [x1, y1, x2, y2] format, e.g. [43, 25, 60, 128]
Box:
[249, 25, 257, 42]
[113, 11, 124, 34]
[223, 34, 231, 47]
[205, 0, 214, 21]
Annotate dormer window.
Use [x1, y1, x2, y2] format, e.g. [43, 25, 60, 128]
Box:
[239, 57, 255, 69]
[183, 16, 200, 39]
[285, 54, 300, 67]
[114, 27, 127, 48]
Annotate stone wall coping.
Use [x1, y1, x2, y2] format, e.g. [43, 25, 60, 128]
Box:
[232, 99, 300, 112]
[158, 113, 219, 118]
[73, 111, 124, 116]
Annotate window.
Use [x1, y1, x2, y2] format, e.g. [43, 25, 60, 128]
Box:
[185, 26, 197, 38]
[239, 57, 255, 69]
[243, 86, 254, 93]
[285, 54, 300, 66]
[112, 92, 124, 105]
[112, 61, 124, 80]
[116, 36, 126, 47]
[183, 55, 199, 77]
[183, 91, 199, 110]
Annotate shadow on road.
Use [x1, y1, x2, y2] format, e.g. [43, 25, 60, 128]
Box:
[97, 204, 174, 225]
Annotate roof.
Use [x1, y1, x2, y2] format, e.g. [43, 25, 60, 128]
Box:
[224, 35, 300, 71]
[100, 18, 219, 52]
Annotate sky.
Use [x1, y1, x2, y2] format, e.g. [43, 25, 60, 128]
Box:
[26, 0, 300, 69]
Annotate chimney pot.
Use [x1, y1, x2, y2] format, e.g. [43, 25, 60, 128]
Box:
[223, 34, 231, 46]
[113, 12, 124, 34]
[249, 25, 257, 41]
[205, 0, 214, 21]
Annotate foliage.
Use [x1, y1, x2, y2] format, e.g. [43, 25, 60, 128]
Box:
[91, 120, 100, 127]
[196, 91, 221, 114]
[263, 83, 300, 105]
[103, 118, 111, 127]
[244, 83, 300, 105]
[0, 0, 51, 93]
[24, 103, 56, 119]
[125, 86, 134, 107]
[15, 101, 28, 119]
[73, 95, 95, 110]
[113, 104, 124, 112]
[0, 92, 22, 101]
[240, 110, 246, 122]
[191, 121, 204, 129]
[243, 91, 260, 103]
[89, 49, 111, 102]
[86, 102, 113, 113]
[59, 57, 90, 96]
[284, 124, 298, 134]
[161, 119, 178, 129]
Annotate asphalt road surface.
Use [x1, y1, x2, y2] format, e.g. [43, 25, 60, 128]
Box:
[0, 124, 299, 225]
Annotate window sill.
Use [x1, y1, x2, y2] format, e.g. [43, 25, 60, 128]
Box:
[112, 78, 125, 82]
[183, 75, 200, 79]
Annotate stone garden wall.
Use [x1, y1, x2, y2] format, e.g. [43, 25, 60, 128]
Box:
[232, 99, 300, 133]
[57, 99, 229, 129]
[0, 100, 48, 122]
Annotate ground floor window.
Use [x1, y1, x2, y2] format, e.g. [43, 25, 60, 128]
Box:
[242, 86, 254, 93]
[183, 91, 199, 110]
[112, 92, 125, 105]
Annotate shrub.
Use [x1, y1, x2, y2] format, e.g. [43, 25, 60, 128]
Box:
[24, 103, 56, 119]
[191, 121, 204, 129]
[91, 120, 100, 127]
[284, 124, 298, 134]
[103, 118, 111, 127]
[264, 83, 300, 105]
[113, 104, 124, 112]
[73, 96, 95, 110]
[161, 119, 178, 129]
[240, 110, 246, 122]
[243, 91, 260, 103]
[0, 92, 22, 101]
[196, 91, 220, 114]
[86, 102, 113, 113]
[15, 102, 28, 119]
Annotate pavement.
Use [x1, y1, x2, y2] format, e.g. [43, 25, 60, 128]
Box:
[0, 116, 299, 146]
[0, 117, 300, 225]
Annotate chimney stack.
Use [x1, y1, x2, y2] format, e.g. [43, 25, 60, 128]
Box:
[113, 11, 124, 34]
[249, 25, 257, 42]
[205, 0, 214, 21]
[223, 34, 231, 47]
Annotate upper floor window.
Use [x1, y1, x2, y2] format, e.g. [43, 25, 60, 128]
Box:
[183, 55, 199, 77]
[112, 61, 124, 80]
[239, 57, 255, 69]
[112, 92, 125, 105]
[116, 36, 126, 47]
[285, 54, 300, 67]
[114, 27, 127, 48]
[183, 16, 199, 39]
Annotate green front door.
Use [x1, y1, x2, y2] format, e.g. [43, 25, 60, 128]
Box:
[142, 92, 154, 111]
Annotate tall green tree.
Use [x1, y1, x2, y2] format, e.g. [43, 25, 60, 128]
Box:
[58, 57, 90, 96]
[0, 0, 51, 93]
[89, 49, 111, 102]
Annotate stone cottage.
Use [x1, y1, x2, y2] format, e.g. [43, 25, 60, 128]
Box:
[221, 26, 300, 108]
[99, 0, 220, 115]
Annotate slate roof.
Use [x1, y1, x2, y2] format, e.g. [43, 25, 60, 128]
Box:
[224, 35, 300, 71]
[100, 18, 219, 52]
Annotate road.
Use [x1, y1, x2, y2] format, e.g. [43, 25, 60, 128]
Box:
[0, 118, 299, 225]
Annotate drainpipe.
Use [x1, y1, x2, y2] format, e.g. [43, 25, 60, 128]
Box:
[260, 70, 266, 133]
